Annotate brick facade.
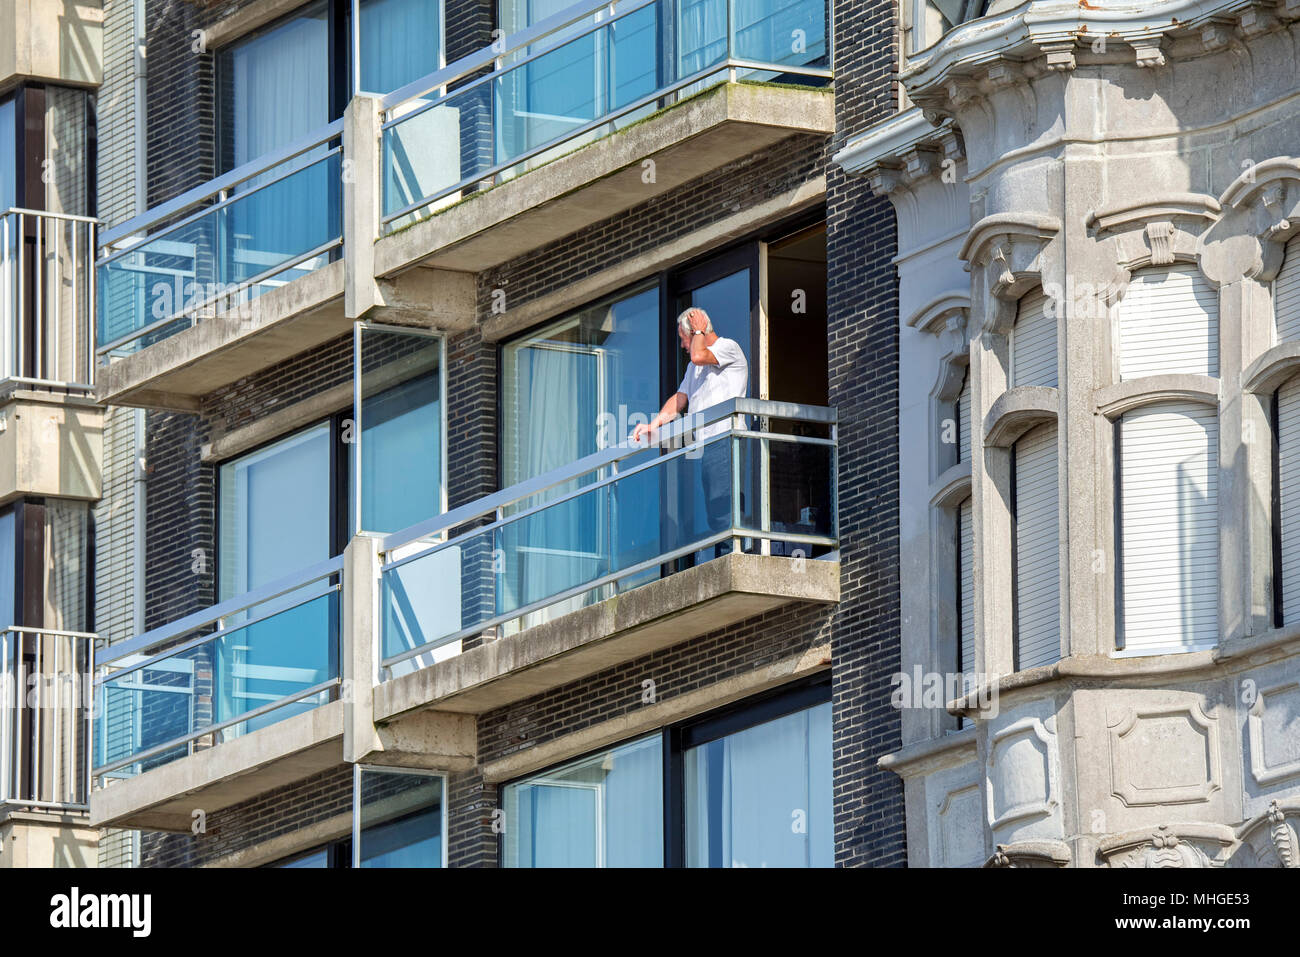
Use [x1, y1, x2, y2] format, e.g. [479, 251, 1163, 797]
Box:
[824, 0, 905, 867]
[113, 0, 906, 869]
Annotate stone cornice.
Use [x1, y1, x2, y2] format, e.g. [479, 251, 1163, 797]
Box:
[832, 107, 966, 195]
[901, 0, 1300, 120]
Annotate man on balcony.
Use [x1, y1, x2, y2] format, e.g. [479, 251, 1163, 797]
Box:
[631, 307, 750, 560]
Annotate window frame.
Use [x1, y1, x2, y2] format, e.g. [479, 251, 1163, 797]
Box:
[498, 674, 833, 868]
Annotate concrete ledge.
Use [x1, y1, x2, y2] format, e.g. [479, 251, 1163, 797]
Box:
[878, 725, 977, 780]
[983, 385, 1058, 447]
[375, 552, 840, 721]
[1094, 373, 1219, 419]
[928, 460, 971, 509]
[90, 700, 345, 832]
[374, 82, 834, 277]
[96, 259, 346, 410]
[480, 641, 831, 783]
[1243, 339, 1300, 395]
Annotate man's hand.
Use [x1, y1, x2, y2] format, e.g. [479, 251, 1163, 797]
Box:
[630, 422, 653, 443]
[688, 309, 709, 334]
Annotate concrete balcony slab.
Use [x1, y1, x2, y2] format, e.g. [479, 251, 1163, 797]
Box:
[373, 552, 840, 724]
[374, 81, 834, 278]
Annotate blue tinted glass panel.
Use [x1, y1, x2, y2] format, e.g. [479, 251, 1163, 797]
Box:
[359, 0, 442, 95]
[503, 735, 663, 867]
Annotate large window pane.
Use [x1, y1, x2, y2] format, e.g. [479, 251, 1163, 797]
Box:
[358, 328, 443, 535]
[359, 0, 443, 95]
[218, 426, 334, 733]
[685, 700, 832, 867]
[503, 735, 664, 867]
[355, 768, 445, 867]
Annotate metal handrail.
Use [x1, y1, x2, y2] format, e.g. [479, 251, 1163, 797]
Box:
[380, 0, 832, 224]
[0, 626, 96, 811]
[97, 119, 345, 253]
[95, 555, 345, 669]
[1, 208, 98, 389]
[381, 397, 836, 555]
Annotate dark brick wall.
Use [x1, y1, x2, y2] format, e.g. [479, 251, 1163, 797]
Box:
[141, 766, 351, 867]
[479, 131, 830, 316]
[143, 410, 214, 629]
[824, 0, 905, 866]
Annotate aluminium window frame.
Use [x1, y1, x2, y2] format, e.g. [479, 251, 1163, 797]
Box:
[497, 673, 832, 868]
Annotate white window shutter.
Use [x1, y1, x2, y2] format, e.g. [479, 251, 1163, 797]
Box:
[1117, 266, 1218, 380]
[1274, 234, 1300, 343]
[957, 371, 971, 464]
[1014, 423, 1060, 668]
[1010, 289, 1056, 388]
[958, 496, 974, 675]
[1118, 401, 1219, 652]
[1277, 376, 1300, 620]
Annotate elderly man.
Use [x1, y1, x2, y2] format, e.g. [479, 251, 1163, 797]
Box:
[632, 306, 749, 556]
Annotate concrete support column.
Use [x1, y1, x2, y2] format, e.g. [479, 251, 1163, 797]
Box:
[343, 95, 384, 320]
[342, 534, 383, 763]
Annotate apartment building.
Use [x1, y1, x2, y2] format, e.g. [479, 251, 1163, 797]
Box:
[86, 0, 907, 867]
[0, 0, 102, 866]
[837, 0, 1300, 866]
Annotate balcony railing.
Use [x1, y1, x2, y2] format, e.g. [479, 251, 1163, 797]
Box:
[381, 0, 833, 227]
[93, 0, 831, 360]
[87, 400, 835, 783]
[0, 209, 97, 391]
[0, 627, 94, 812]
[91, 558, 343, 785]
[380, 398, 837, 676]
[95, 122, 344, 358]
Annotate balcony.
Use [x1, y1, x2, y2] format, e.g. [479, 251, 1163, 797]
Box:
[0, 209, 101, 504]
[93, 0, 834, 409]
[0, 626, 98, 867]
[90, 399, 840, 830]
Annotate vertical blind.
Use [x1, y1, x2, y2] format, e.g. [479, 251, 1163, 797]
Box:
[1010, 289, 1056, 388]
[958, 496, 974, 675]
[957, 370, 971, 464]
[1275, 235, 1300, 343]
[1013, 423, 1059, 668]
[1118, 401, 1219, 651]
[1117, 265, 1219, 379]
[1277, 375, 1300, 622]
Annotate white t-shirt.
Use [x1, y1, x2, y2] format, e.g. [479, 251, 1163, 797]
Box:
[678, 336, 749, 441]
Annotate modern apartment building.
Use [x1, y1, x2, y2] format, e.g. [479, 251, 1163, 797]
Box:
[838, 0, 1300, 867]
[0, 0, 102, 867]
[84, 0, 908, 867]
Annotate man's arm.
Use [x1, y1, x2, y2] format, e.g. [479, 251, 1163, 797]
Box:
[631, 392, 687, 442]
[688, 311, 719, 366]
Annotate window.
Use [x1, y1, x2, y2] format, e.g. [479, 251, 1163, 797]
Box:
[1275, 376, 1300, 623]
[1274, 234, 1300, 343]
[1116, 401, 1219, 653]
[1009, 288, 1056, 388]
[502, 680, 832, 867]
[357, 0, 443, 96]
[354, 767, 446, 867]
[503, 735, 664, 867]
[957, 495, 974, 690]
[1117, 265, 1218, 380]
[1012, 423, 1059, 668]
[217, 426, 337, 734]
[957, 368, 971, 463]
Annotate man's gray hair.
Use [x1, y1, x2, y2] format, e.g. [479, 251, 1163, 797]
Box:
[677, 306, 714, 336]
